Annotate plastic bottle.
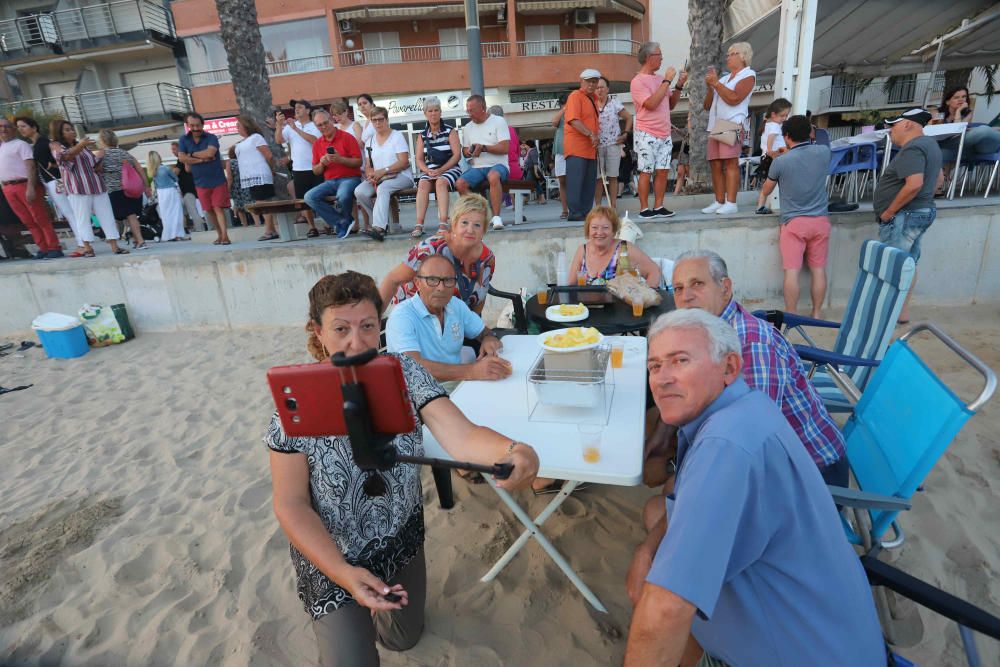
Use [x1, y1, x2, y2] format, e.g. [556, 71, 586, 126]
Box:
[555, 251, 567, 286]
[618, 245, 634, 277]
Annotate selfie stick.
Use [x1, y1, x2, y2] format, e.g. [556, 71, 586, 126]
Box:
[331, 350, 514, 506]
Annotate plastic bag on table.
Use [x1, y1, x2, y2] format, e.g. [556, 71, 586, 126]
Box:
[607, 274, 662, 307]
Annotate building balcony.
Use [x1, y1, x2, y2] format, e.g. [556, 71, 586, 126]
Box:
[336, 38, 638, 67]
[190, 54, 334, 87]
[816, 78, 935, 115]
[0, 0, 177, 67]
[1, 83, 193, 131]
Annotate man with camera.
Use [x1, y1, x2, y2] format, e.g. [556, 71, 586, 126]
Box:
[386, 255, 512, 383]
[455, 95, 510, 231]
[303, 109, 363, 239]
[276, 99, 322, 236]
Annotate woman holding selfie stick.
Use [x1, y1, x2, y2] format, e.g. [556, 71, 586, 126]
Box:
[266, 271, 538, 667]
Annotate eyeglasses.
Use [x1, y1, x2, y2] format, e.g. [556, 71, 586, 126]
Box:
[372, 116, 388, 123]
[417, 275, 458, 288]
[316, 121, 331, 127]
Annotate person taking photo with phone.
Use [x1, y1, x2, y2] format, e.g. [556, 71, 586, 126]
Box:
[265, 270, 539, 667]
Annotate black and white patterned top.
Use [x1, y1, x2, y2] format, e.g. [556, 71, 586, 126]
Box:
[420, 122, 457, 169]
[264, 353, 448, 619]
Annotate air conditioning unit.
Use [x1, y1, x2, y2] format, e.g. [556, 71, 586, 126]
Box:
[574, 8, 596, 25]
[338, 19, 357, 33]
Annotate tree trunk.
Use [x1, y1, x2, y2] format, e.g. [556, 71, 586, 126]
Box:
[215, 0, 288, 197]
[685, 0, 726, 192]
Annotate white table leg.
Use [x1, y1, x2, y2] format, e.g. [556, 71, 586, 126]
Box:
[947, 128, 967, 200]
[480, 478, 608, 612]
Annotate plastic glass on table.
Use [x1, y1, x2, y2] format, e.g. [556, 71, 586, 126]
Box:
[421, 335, 646, 485]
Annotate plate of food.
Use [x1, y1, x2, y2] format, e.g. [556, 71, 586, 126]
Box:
[545, 303, 589, 323]
[539, 326, 604, 352]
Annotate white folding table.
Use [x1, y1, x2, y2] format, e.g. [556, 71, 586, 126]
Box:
[422, 335, 647, 612]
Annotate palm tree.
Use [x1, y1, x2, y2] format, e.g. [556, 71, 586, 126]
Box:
[215, 0, 287, 193]
[685, 0, 726, 192]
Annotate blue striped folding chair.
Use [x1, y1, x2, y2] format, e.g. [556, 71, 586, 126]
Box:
[756, 239, 915, 412]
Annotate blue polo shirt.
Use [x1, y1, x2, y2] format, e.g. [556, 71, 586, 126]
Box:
[386, 296, 485, 364]
[177, 131, 225, 188]
[648, 378, 884, 667]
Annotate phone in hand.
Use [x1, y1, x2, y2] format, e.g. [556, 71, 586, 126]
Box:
[383, 592, 402, 603]
[326, 146, 337, 155]
[267, 354, 415, 438]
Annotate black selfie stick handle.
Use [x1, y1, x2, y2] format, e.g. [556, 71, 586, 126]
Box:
[396, 455, 514, 480]
[431, 465, 455, 509]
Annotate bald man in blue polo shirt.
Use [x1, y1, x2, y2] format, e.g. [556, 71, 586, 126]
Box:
[386, 254, 511, 383]
[625, 309, 883, 667]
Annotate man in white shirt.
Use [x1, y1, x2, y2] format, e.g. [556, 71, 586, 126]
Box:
[276, 99, 323, 236]
[455, 95, 510, 231]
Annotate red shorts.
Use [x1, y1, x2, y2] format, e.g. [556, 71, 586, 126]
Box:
[780, 215, 831, 270]
[707, 137, 742, 161]
[196, 183, 231, 211]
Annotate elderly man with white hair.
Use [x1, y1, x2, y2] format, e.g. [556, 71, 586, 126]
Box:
[624, 308, 883, 667]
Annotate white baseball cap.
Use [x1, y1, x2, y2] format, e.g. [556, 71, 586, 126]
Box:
[579, 68, 602, 80]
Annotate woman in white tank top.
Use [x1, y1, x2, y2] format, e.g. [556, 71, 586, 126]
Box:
[702, 42, 756, 216]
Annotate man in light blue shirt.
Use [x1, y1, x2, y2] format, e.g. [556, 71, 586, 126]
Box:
[386, 255, 511, 382]
[625, 309, 883, 667]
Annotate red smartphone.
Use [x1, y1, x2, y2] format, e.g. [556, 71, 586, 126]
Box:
[267, 355, 415, 438]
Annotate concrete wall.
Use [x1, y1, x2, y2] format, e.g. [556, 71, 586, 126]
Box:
[2, 204, 998, 336]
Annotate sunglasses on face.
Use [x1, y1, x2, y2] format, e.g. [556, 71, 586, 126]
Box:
[417, 275, 457, 288]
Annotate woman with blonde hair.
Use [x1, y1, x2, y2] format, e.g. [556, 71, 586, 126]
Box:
[568, 205, 660, 285]
[147, 151, 187, 241]
[379, 193, 496, 315]
[97, 128, 152, 248]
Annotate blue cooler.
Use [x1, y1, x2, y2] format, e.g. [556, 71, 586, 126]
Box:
[31, 312, 91, 359]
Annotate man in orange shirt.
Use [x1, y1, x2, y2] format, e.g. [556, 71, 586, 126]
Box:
[564, 69, 601, 221]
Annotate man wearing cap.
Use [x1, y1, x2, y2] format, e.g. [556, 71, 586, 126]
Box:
[564, 69, 601, 221]
[630, 42, 686, 219]
[456, 94, 510, 230]
[873, 108, 941, 324]
[276, 99, 323, 236]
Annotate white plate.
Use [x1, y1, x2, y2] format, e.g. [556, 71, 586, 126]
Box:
[539, 327, 605, 352]
[545, 304, 589, 323]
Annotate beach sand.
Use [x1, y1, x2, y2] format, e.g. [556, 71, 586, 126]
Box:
[1, 303, 997, 666]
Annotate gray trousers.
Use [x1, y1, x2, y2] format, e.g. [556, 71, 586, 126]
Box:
[312, 548, 426, 667]
[565, 156, 597, 219]
[354, 173, 414, 231]
[181, 192, 205, 230]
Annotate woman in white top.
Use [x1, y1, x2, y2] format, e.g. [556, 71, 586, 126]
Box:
[356, 94, 376, 145]
[702, 41, 756, 215]
[234, 115, 279, 241]
[354, 106, 414, 242]
[330, 98, 363, 146]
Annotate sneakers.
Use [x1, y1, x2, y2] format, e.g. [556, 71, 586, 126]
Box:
[716, 202, 738, 215]
[491, 215, 504, 230]
[337, 219, 357, 239]
[701, 201, 723, 214]
[45, 249, 65, 259]
[654, 207, 675, 218]
[755, 206, 772, 215]
[639, 208, 657, 219]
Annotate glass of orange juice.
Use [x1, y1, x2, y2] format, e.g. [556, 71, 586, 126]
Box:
[631, 300, 644, 317]
[537, 288, 548, 305]
[611, 343, 624, 368]
[579, 423, 603, 463]
[576, 271, 588, 286]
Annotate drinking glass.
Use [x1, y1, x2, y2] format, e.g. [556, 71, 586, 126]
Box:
[576, 271, 588, 286]
[611, 343, 624, 369]
[631, 301, 644, 317]
[579, 423, 603, 463]
[537, 289, 549, 305]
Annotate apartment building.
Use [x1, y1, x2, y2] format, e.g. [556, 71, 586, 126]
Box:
[0, 0, 191, 140]
[170, 0, 650, 141]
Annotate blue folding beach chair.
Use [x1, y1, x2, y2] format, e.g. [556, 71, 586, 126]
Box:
[828, 323, 996, 550]
[756, 239, 915, 413]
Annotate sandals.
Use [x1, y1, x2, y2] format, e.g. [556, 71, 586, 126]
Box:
[559, 212, 568, 219]
[411, 224, 424, 239]
[257, 233, 280, 241]
[134, 242, 151, 251]
[68, 249, 94, 258]
[306, 228, 319, 238]
[436, 223, 449, 236]
[113, 248, 130, 255]
[362, 228, 386, 242]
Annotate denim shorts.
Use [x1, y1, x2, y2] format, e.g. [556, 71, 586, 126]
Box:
[878, 207, 936, 263]
[459, 164, 509, 189]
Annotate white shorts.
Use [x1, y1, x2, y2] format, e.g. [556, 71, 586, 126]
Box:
[554, 154, 566, 177]
[634, 129, 672, 173]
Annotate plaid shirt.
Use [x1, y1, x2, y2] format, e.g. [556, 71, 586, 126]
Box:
[721, 299, 846, 467]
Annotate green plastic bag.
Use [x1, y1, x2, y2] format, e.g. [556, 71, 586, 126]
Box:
[79, 303, 132, 347]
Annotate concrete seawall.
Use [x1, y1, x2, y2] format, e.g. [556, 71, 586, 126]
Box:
[2, 202, 998, 335]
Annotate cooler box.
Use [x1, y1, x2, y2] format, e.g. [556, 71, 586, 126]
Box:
[31, 312, 90, 359]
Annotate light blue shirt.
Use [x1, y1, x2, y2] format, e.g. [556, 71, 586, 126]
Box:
[386, 295, 485, 364]
[648, 378, 884, 667]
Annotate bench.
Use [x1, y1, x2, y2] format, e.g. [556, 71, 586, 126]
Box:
[246, 199, 312, 241]
[389, 179, 537, 228]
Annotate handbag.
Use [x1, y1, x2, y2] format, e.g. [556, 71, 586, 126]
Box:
[121, 159, 146, 199]
[38, 164, 65, 194]
[709, 119, 743, 147]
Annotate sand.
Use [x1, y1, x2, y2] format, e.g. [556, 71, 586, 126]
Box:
[1, 303, 997, 666]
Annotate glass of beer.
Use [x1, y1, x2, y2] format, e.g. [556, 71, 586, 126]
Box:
[579, 423, 603, 463]
[631, 300, 644, 318]
[537, 288, 548, 305]
[576, 271, 588, 286]
[611, 343, 624, 369]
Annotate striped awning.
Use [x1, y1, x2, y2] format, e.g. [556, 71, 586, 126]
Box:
[516, 0, 643, 16]
[338, 3, 504, 21]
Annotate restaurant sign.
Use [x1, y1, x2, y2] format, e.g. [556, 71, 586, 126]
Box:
[376, 91, 467, 119]
[184, 116, 240, 135]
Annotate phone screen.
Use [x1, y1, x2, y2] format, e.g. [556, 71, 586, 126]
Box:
[267, 355, 415, 437]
